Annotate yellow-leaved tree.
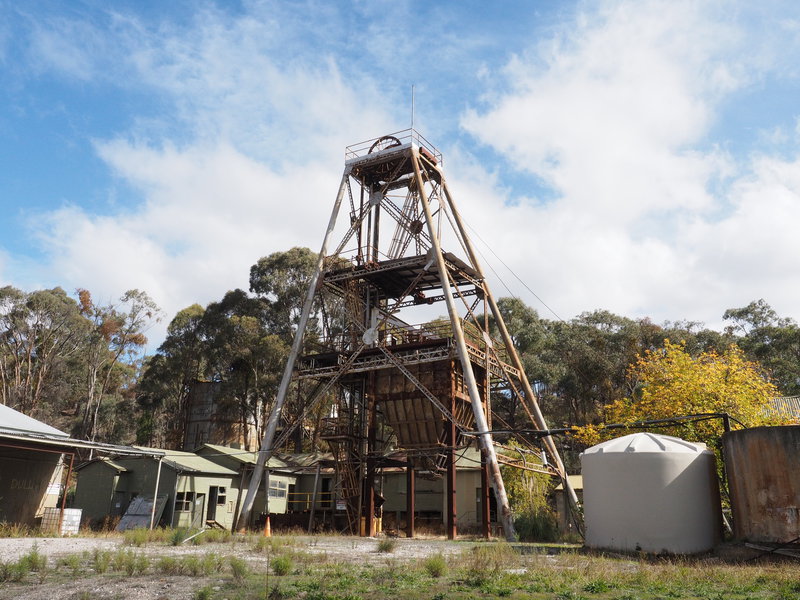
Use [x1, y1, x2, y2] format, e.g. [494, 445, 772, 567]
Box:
[573, 340, 784, 449]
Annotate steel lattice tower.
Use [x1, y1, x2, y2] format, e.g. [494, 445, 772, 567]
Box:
[237, 131, 577, 541]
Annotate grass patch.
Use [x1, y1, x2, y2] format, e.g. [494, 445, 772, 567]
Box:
[0, 522, 35, 538]
[271, 554, 293, 576]
[2, 534, 800, 600]
[229, 556, 249, 581]
[376, 538, 397, 553]
[422, 553, 447, 578]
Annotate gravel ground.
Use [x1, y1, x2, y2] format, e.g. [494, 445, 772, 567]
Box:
[0, 534, 481, 600]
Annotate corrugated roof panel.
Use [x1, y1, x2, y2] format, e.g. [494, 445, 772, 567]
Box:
[0, 404, 68, 437]
[767, 396, 800, 420]
[199, 444, 288, 468]
[134, 447, 238, 475]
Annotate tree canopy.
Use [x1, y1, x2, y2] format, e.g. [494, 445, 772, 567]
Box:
[572, 340, 784, 449]
[3, 246, 798, 458]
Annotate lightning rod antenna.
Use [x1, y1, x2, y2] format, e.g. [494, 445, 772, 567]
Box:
[411, 84, 415, 130]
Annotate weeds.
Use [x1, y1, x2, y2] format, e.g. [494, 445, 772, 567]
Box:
[422, 553, 447, 578]
[170, 527, 189, 546]
[376, 538, 397, 553]
[193, 586, 214, 600]
[122, 527, 150, 547]
[156, 556, 182, 575]
[229, 556, 249, 581]
[57, 553, 83, 575]
[0, 560, 27, 583]
[0, 522, 34, 538]
[19, 544, 48, 572]
[460, 543, 518, 587]
[252, 535, 298, 553]
[271, 555, 293, 576]
[92, 548, 112, 574]
[1, 533, 800, 600]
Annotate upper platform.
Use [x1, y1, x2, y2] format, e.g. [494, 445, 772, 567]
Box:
[344, 129, 443, 189]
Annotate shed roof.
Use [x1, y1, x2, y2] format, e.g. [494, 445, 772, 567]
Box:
[0, 404, 163, 456]
[137, 448, 238, 476]
[0, 403, 68, 437]
[76, 458, 129, 473]
[276, 451, 335, 470]
[767, 396, 800, 420]
[199, 444, 289, 469]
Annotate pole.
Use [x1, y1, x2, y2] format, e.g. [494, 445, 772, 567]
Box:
[263, 468, 271, 537]
[439, 178, 580, 512]
[308, 461, 321, 534]
[405, 462, 415, 538]
[236, 170, 350, 530]
[411, 149, 517, 541]
[58, 452, 75, 536]
[149, 456, 163, 530]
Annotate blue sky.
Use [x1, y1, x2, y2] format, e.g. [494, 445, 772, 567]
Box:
[2, 0, 800, 348]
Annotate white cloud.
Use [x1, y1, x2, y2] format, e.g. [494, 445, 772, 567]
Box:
[455, 0, 800, 328]
[10, 0, 800, 348]
[18, 6, 396, 347]
[30, 139, 362, 348]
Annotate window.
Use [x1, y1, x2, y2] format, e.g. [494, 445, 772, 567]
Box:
[269, 480, 287, 499]
[175, 492, 195, 512]
[216, 487, 227, 505]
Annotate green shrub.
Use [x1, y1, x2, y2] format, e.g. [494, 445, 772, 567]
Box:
[0, 561, 26, 582]
[92, 549, 112, 574]
[377, 538, 397, 553]
[112, 549, 147, 575]
[203, 528, 233, 544]
[170, 527, 189, 546]
[123, 527, 150, 547]
[183, 556, 203, 576]
[423, 553, 447, 578]
[201, 552, 224, 574]
[57, 553, 82, 575]
[271, 555, 293, 576]
[156, 556, 182, 575]
[514, 506, 559, 542]
[112, 549, 130, 572]
[229, 556, 249, 581]
[461, 544, 518, 587]
[194, 586, 214, 600]
[130, 553, 149, 576]
[19, 544, 47, 572]
[583, 579, 613, 593]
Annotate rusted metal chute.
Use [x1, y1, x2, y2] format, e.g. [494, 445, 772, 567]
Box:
[236, 130, 576, 540]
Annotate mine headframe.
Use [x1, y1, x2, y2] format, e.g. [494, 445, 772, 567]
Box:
[236, 130, 577, 540]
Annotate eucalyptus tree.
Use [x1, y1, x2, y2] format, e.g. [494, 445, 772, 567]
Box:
[0, 286, 88, 418]
[77, 289, 162, 441]
[724, 299, 800, 395]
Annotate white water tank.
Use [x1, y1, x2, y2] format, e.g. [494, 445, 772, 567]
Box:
[581, 432, 721, 554]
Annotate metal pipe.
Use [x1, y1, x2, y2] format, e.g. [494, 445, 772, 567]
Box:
[170, 471, 181, 529]
[405, 462, 415, 538]
[236, 169, 350, 530]
[149, 456, 163, 530]
[58, 452, 75, 536]
[411, 149, 517, 541]
[308, 461, 321, 534]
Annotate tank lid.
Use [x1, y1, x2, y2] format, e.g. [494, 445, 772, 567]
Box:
[583, 432, 708, 455]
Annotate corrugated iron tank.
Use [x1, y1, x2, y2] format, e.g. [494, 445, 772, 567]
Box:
[723, 425, 800, 543]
